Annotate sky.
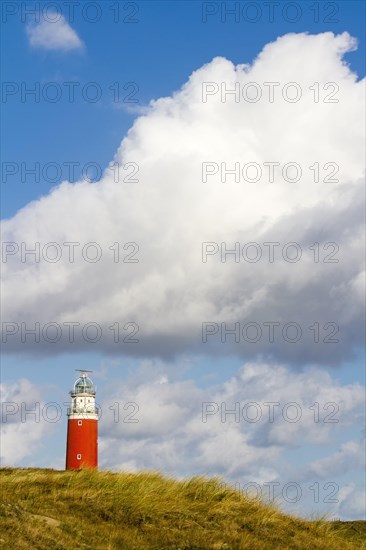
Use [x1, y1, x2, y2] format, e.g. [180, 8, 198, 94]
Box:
[1, 0, 365, 521]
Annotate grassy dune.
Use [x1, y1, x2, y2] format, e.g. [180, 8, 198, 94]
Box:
[0, 468, 365, 549]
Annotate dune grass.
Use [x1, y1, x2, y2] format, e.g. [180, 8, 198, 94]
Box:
[0, 468, 365, 549]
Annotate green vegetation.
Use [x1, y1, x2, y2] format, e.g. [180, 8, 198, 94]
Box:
[0, 468, 365, 549]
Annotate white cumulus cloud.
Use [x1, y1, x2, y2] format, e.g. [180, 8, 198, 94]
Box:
[26, 14, 83, 51]
[1, 32, 365, 366]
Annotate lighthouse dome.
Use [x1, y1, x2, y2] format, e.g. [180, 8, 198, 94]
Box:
[74, 375, 95, 395]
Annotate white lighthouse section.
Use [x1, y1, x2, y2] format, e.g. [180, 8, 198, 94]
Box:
[67, 372, 98, 420]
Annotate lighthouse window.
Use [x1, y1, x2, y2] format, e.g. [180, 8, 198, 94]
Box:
[78, 420, 82, 426]
[77, 454, 81, 460]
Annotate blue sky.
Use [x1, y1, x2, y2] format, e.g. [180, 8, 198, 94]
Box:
[1, 1, 365, 520]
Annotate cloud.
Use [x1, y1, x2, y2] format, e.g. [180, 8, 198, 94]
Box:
[307, 439, 365, 478]
[26, 14, 83, 51]
[337, 485, 366, 520]
[95, 360, 365, 518]
[1, 32, 365, 364]
[98, 361, 365, 476]
[0, 379, 54, 465]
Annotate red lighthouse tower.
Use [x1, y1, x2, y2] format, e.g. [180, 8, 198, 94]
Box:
[66, 370, 98, 470]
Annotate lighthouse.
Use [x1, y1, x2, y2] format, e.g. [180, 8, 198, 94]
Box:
[66, 370, 98, 469]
